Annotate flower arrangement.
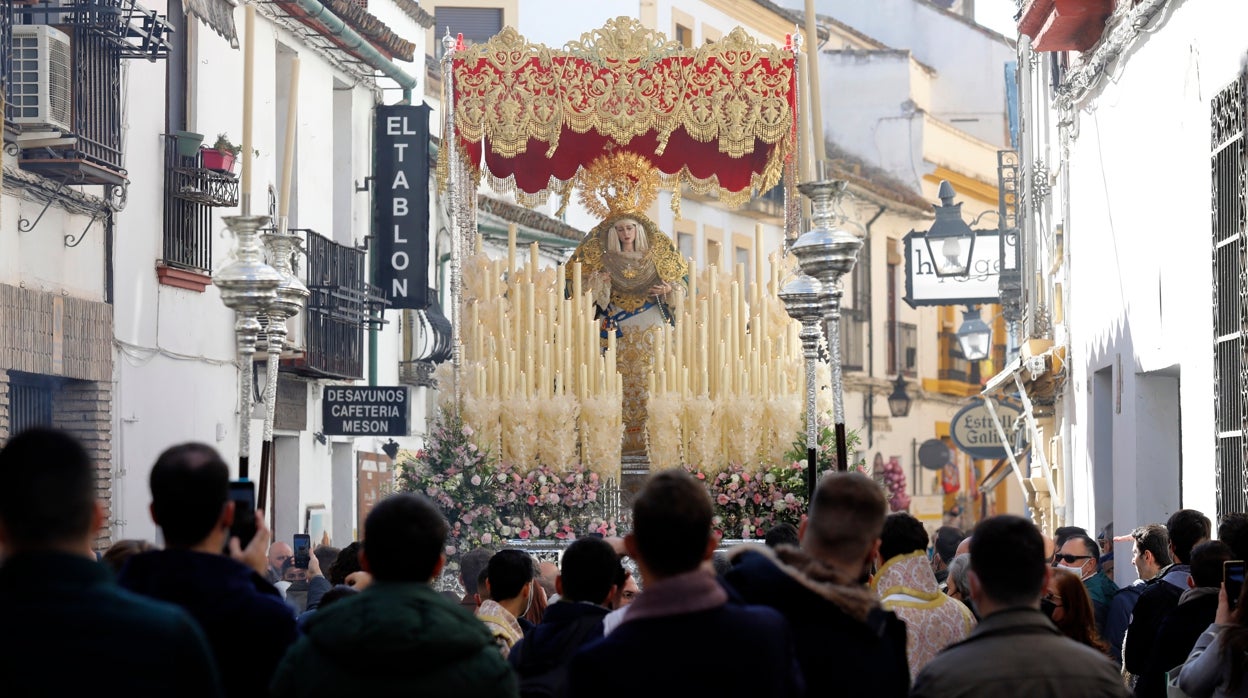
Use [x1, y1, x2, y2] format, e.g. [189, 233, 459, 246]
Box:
[691, 415, 868, 540]
[397, 410, 617, 574]
[879, 457, 911, 512]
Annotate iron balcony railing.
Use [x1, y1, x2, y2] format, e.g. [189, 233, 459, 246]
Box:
[284, 230, 388, 380]
[161, 134, 214, 272]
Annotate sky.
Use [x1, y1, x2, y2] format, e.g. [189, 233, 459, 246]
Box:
[974, 0, 1019, 38]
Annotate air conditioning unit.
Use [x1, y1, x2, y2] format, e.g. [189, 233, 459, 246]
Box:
[10, 25, 73, 133]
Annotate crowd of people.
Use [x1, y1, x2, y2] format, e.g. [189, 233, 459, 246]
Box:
[3, 426, 1248, 697]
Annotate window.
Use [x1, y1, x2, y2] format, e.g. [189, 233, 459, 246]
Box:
[8, 372, 55, 436]
[289, 230, 388, 380]
[9, 2, 170, 184]
[897, 322, 917, 376]
[706, 239, 722, 270]
[840, 309, 866, 372]
[886, 259, 898, 374]
[675, 23, 692, 48]
[678, 233, 695, 264]
[436, 7, 503, 56]
[1212, 69, 1247, 518]
[735, 246, 750, 287]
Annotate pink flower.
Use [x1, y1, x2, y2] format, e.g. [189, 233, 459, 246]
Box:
[548, 493, 561, 504]
[696, 472, 706, 480]
[527, 495, 538, 505]
[753, 493, 763, 504]
[519, 530, 530, 539]
[717, 494, 730, 505]
[470, 475, 482, 486]
[481, 533, 493, 545]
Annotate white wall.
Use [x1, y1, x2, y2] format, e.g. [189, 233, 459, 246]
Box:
[779, 0, 1014, 147]
[1058, 1, 1248, 545]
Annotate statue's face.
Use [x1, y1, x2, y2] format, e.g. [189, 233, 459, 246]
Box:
[614, 219, 639, 248]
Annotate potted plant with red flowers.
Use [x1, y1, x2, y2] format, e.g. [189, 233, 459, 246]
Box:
[201, 133, 241, 174]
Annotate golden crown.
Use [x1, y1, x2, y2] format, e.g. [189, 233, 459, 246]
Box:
[575, 151, 661, 220]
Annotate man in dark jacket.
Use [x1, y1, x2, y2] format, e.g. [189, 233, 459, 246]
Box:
[1147, 540, 1230, 683]
[1125, 508, 1211, 698]
[567, 470, 803, 698]
[118, 443, 297, 698]
[0, 429, 221, 696]
[509, 536, 620, 697]
[1106, 523, 1170, 671]
[911, 515, 1128, 698]
[271, 493, 517, 697]
[725, 471, 910, 698]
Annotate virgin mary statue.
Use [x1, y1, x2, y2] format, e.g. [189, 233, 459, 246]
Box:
[566, 157, 688, 455]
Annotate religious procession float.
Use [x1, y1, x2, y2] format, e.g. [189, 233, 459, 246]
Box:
[397, 18, 900, 559]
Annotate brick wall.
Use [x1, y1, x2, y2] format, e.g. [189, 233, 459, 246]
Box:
[53, 380, 114, 549]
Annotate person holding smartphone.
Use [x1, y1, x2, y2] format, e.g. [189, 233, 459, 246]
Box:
[1178, 558, 1248, 698]
[117, 443, 298, 698]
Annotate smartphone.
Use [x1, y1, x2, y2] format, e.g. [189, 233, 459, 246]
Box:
[1226, 560, 1245, 611]
[293, 533, 311, 570]
[228, 480, 257, 549]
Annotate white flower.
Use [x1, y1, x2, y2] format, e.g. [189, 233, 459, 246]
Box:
[463, 424, 475, 436]
[501, 525, 513, 536]
[470, 475, 482, 486]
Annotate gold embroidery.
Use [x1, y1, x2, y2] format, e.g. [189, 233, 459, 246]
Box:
[447, 19, 794, 203]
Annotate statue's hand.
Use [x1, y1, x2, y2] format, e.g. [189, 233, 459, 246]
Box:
[649, 282, 673, 296]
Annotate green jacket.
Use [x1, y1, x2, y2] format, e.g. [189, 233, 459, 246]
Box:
[270, 581, 518, 698]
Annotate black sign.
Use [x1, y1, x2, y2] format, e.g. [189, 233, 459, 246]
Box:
[322, 386, 409, 436]
[373, 104, 430, 309]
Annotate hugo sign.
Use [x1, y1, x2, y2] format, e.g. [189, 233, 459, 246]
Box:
[950, 398, 1023, 460]
[373, 104, 431, 309]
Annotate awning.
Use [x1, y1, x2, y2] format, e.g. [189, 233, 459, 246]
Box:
[980, 342, 1067, 527]
[184, 0, 238, 48]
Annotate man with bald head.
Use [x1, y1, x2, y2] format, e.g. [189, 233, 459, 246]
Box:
[267, 541, 293, 584]
[726, 472, 909, 697]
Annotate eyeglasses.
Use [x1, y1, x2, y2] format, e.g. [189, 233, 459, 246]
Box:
[1052, 553, 1093, 564]
[1042, 593, 1063, 607]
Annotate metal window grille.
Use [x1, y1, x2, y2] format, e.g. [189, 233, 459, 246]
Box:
[898, 322, 917, 376]
[1212, 70, 1248, 519]
[9, 374, 55, 436]
[298, 230, 386, 380]
[1, 2, 13, 123]
[839, 309, 866, 372]
[162, 134, 213, 271]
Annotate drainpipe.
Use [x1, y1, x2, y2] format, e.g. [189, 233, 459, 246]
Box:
[290, 0, 418, 102]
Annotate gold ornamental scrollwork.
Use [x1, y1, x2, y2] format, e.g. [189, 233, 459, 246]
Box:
[449, 17, 796, 201]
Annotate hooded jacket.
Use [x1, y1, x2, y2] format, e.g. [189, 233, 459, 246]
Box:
[118, 549, 296, 698]
[270, 580, 517, 698]
[724, 544, 910, 698]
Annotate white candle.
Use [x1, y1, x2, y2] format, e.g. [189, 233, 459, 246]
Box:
[278, 56, 300, 219]
[241, 5, 256, 212]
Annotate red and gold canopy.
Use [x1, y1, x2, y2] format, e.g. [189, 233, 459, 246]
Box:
[446, 17, 797, 208]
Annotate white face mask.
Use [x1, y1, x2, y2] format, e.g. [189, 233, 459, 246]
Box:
[1058, 560, 1093, 581]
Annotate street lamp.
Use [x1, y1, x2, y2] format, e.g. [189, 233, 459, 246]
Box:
[925, 180, 977, 278]
[956, 305, 993, 361]
[791, 179, 862, 473]
[779, 273, 825, 502]
[888, 375, 912, 418]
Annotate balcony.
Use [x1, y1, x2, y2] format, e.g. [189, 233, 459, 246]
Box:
[161, 134, 232, 277]
[6, 0, 171, 185]
[282, 230, 388, 381]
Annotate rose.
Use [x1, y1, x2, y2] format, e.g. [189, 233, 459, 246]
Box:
[481, 533, 492, 545]
[717, 494, 730, 505]
[527, 495, 538, 505]
[470, 475, 482, 486]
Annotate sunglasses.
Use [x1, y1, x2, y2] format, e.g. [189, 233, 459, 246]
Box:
[1052, 553, 1093, 564]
